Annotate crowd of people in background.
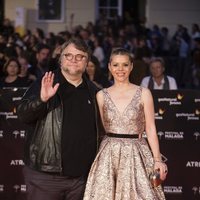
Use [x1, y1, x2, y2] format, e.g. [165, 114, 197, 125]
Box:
[0, 16, 200, 89]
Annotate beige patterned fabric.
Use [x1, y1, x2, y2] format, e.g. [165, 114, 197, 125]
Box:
[83, 86, 165, 200]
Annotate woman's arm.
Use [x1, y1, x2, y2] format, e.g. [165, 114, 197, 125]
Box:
[96, 90, 105, 128]
[142, 87, 168, 180]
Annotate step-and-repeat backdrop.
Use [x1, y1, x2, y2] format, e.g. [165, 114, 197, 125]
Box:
[0, 88, 200, 200]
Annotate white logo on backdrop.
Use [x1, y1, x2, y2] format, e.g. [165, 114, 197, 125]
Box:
[176, 113, 199, 120]
[157, 131, 164, 139]
[13, 184, 26, 193]
[192, 186, 200, 195]
[194, 132, 200, 140]
[164, 186, 183, 194]
[0, 185, 4, 192]
[194, 99, 200, 103]
[10, 160, 25, 166]
[0, 130, 3, 138]
[12, 97, 22, 101]
[12, 130, 25, 138]
[157, 131, 184, 140]
[186, 161, 200, 167]
[158, 94, 184, 105]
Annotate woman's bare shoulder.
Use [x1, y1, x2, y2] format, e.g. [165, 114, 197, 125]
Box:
[96, 89, 106, 99]
[140, 86, 153, 102]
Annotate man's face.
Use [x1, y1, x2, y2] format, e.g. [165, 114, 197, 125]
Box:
[150, 61, 164, 78]
[36, 48, 50, 65]
[60, 44, 88, 76]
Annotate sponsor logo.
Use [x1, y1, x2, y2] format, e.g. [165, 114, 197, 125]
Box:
[194, 132, 200, 140]
[176, 110, 200, 120]
[158, 93, 183, 105]
[0, 112, 13, 116]
[194, 98, 200, 103]
[192, 186, 200, 195]
[157, 131, 164, 139]
[0, 130, 3, 138]
[157, 131, 184, 140]
[12, 97, 22, 101]
[13, 184, 26, 193]
[196, 109, 200, 115]
[0, 112, 18, 119]
[6, 115, 18, 119]
[0, 185, 4, 192]
[164, 186, 183, 194]
[12, 130, 26, 138]
[155, 108, 165, 120]
[10, 160, 25, 166]
[165, 131, 184, 140]
[186, 161, 200, 168]
[0, 108, 18, 119]
[177, 93, 184, 100]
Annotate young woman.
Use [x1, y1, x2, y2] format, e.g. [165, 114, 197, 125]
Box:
[0, 57, 30, 88]
[84, 48, 167, 200]
[85, 55, 112, 89]
[18, 56, 37, 85]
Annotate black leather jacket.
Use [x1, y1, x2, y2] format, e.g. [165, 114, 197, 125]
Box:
[17, 69, 103, 173]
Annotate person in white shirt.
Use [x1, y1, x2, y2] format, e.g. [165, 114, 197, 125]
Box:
[140, 57, 178, 90]
[93, 37, 105, 69]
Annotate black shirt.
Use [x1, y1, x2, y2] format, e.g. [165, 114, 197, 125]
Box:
[0, 76, 30, 88]
[58, 73, 97, 177]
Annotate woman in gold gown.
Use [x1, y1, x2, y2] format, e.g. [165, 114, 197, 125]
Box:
[83, 48, 167, 200]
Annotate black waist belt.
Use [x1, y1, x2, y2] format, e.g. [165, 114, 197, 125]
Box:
[107, 132, 139, 138]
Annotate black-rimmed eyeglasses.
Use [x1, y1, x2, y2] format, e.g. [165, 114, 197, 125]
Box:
[62, 53, 87, 61]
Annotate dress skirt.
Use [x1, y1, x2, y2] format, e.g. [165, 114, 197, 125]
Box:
[83, 136, 165, 200]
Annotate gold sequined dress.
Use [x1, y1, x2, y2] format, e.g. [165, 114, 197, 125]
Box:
[83, 86, 165, 200]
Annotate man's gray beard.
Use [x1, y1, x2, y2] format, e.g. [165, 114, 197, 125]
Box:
[62, 67, 84, 76]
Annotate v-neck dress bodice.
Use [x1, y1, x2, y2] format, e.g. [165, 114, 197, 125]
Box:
[102, 87, 145, 135]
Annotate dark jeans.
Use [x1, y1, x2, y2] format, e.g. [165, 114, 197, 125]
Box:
[23, 166, 87, 200]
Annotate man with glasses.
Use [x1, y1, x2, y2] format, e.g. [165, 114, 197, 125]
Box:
[17, 38, 103, 200]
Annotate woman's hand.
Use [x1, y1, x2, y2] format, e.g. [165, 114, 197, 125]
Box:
[154, 161, 168, 181]
[40, 72, 59, 102]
